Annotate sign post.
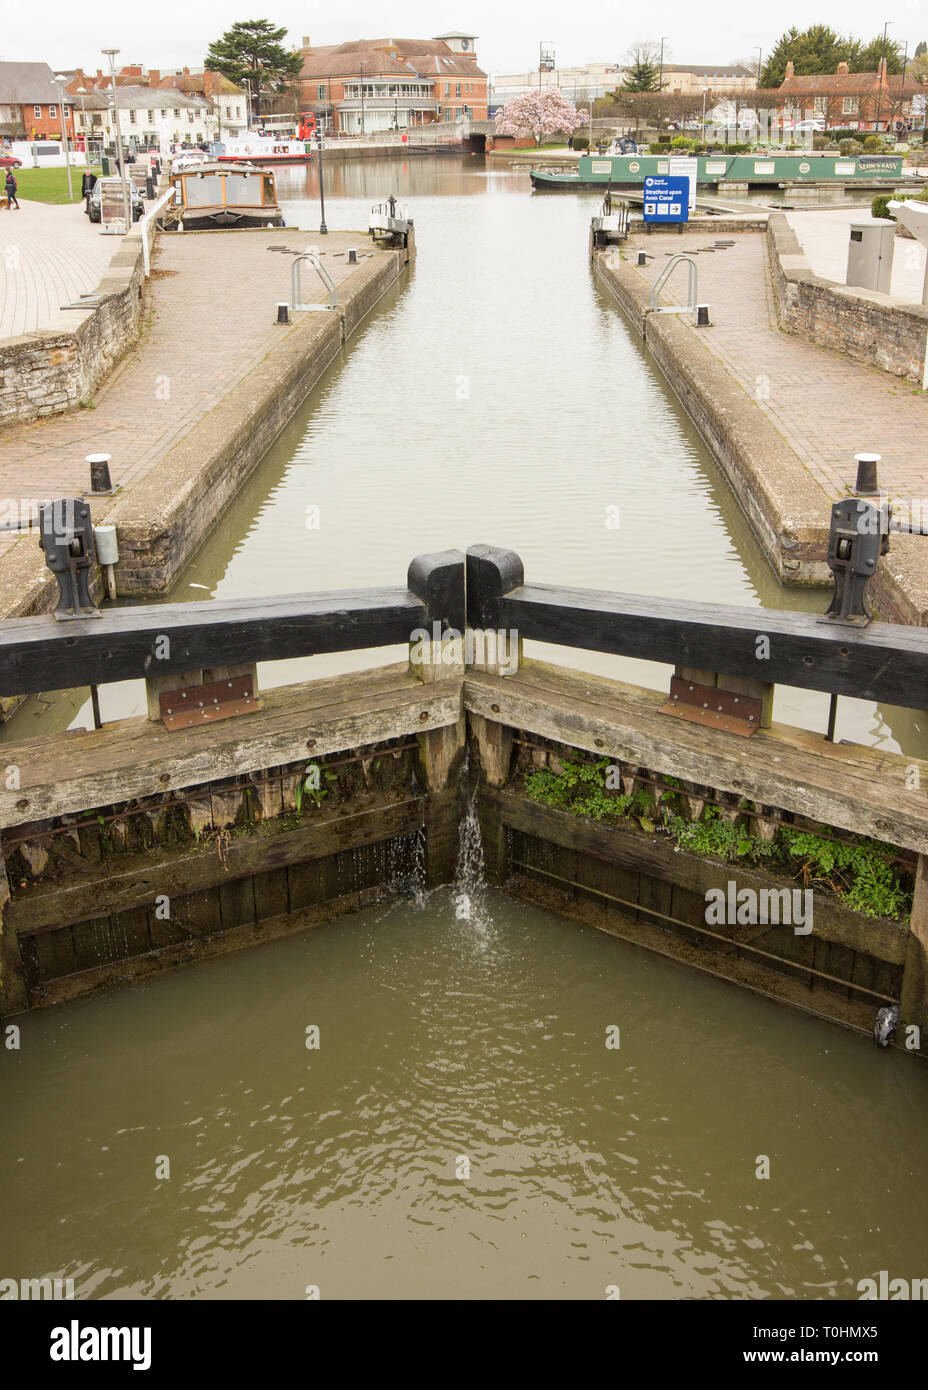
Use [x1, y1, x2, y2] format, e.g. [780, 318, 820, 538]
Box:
[642, 174, 690, 225]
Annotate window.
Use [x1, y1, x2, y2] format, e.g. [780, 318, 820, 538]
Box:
[147, 110, 154, 123]
[33, 104, 42, 118]
[813, 96, 827, 116]
[64, 105, 70, 116]
[318, 84, 326, 100]
[842, 96, 859, 115]
[455, 83, 461, 97]
[129, 109, 136, 124]
[235, 105, 241, 119]
[445, 82, 450, 95]
[161, 109, 167, 119]
[49, 104, 57, 117]
[174, 109, 180, 118]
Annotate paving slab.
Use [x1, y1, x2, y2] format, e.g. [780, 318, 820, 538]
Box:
[0, 198, 119, 340]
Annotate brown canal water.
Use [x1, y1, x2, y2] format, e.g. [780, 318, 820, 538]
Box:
[3, 882, 928, 1300]
[3, 157, 927, 1301]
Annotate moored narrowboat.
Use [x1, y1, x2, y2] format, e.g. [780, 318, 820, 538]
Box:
[164, 161, 284, 231]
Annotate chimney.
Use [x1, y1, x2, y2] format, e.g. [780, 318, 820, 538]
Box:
[183, 65, 190, 76]
[836, 61, 849, 76]
[148, 69, 160, 85]
[302, 35, 311, 48]
[784, 60, 795, 80]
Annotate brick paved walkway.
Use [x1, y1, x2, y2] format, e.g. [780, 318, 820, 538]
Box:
[0, 199, 118, 339]
[630, 231, 928, 505]
[0, 228, 382, 554]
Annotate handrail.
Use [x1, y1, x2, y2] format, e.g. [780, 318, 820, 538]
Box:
[290, 250, 338, 310]
[649, 253, 698, 314]
[5, 542, 928, 714]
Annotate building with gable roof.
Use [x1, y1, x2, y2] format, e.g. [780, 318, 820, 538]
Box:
[299, 33, 487, 132]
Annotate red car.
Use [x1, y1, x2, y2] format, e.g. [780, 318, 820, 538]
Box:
[0, 155, 22, 169]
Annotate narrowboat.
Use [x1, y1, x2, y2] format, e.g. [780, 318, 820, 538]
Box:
[164, 161, 284, 231]
[530, 151, 912, 192]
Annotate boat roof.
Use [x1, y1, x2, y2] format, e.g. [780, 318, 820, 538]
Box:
[172, 161, 272, 177]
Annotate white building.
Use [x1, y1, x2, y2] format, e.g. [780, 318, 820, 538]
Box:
[75, 85, 217, 149]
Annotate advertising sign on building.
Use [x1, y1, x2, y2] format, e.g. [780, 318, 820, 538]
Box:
[642, 175, 689, 224]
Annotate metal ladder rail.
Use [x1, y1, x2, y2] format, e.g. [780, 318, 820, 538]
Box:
[648, 254, 698, 314]
[290, 251, 338, 311]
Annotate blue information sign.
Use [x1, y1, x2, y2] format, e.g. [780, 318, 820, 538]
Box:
[642, 175, 689, 224]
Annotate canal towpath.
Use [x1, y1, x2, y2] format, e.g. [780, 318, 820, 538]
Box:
[607, 225, 928, 621]
[0, 226, 408, 617]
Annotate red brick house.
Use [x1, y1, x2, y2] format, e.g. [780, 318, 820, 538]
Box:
[299, 34, 487, 133]
[777, 58, 922, 131]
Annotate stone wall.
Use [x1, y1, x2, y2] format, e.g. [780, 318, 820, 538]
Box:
[767, 212, 928, 383]
[0, 230, 147, 428]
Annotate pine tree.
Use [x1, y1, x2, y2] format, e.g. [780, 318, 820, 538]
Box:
[205, 19, 303, 116]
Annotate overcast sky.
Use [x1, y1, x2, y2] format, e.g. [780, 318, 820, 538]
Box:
[1, 1, 923, 78]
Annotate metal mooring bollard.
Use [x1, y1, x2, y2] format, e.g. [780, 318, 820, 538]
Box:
[86, 453, 113, 494]
[347, 248, 358, 264]
[854, 451, 881, 495]
[637, 250, 647, 266]
[696, 304, 711, 327]
[277, 303, 290, 325]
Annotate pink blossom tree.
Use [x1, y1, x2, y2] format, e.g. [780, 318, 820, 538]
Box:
[495, 89, 590, 146]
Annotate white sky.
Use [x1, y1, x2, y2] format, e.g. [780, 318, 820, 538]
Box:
[0, 1, 923, 79]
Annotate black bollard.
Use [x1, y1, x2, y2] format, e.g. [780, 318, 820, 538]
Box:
[637, 250, 647, 266]
[854, 452, 881, 496]
[87, 453, 113, 494]
[696, 304, 711, 327]
[347, 248, 358, 264]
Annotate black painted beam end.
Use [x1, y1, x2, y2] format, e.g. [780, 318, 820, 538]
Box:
[407, 549, 466, 632]
[466, 545, 524, 629]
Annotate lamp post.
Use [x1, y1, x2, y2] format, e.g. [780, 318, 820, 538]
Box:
[658, 37, 667, 135]
[755, 47, 763, 86]
[76, 86, 88, 159]
[359, 60, 367, 137]
[874, 21, 892, 132]
[101, 49, 131, 233]
[54, 75, 73, 199]
[316, 127, 327, 234]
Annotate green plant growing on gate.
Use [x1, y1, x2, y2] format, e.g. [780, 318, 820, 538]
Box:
[294, 765, 337, 814]
[521, 758, 913, 922]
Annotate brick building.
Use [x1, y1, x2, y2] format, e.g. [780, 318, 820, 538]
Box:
[777, 58, 923, 131]
[0, 61, 75, 141]
[299, 33, 487, 132]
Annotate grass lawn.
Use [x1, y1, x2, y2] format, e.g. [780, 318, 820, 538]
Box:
[10, 166, 102, 204]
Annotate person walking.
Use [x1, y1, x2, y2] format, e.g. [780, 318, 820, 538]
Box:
[5, 169, 19, 209]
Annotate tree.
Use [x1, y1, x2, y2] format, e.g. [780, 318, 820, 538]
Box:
[623, 45, 661, 93]
[761, 25, 904, 86]
[205, 19, 303, 117]
[495, 89, 589, 145]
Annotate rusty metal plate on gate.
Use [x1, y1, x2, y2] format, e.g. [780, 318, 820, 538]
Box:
[659, 676, 762, 738]
[159, 675, 262, 731]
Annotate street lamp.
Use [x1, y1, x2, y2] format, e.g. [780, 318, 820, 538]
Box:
[658, 37, 667, 134]
[54, 76, 73, 200]
[101, 50, 131, 233]
[359, 60, 366, 137]
[316, 127, 327, 235]
[76, 86, 88, 159]
[874, 21, 892, 132]
[755, 47, 763, 86]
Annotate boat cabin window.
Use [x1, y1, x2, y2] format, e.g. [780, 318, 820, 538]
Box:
[184, 173, 224, 207]
[262, 175, 275, 206]
[225, 172, 260, 204]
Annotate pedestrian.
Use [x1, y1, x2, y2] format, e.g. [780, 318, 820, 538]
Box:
[567, 133, 573, 150]
[5, 169, 19, 209]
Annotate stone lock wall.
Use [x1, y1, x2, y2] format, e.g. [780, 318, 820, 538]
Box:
[0, 232, 147, 428]
[767, 213, 928, 384]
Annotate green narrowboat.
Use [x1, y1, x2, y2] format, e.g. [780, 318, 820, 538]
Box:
[530, 151, 911, 191]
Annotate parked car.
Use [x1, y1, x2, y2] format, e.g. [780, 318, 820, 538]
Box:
[0, 154, 22, 169]
[793, 119, 826, 134]
[85, 177, 144, 224]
